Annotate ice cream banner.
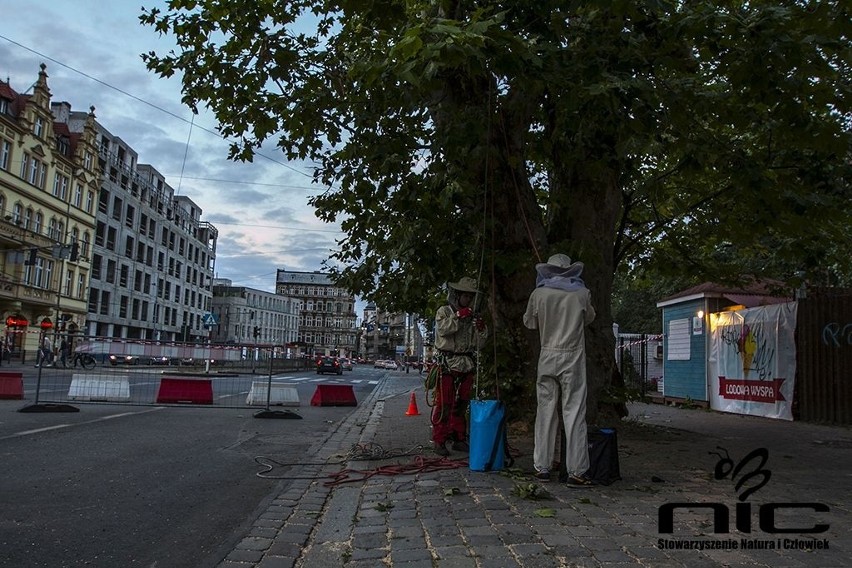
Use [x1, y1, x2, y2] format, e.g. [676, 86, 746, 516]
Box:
[708, 302, 798, 420]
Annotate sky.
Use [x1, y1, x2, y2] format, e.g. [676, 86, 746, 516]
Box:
[0, 0, 347, 296]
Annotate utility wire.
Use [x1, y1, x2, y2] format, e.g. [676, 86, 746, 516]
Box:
[0, 33, 315, 181]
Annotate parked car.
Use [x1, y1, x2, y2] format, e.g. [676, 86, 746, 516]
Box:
[339, 357, 353, 371]
[316, 356, 343, 375]
[148, 355, 172, 366]
[109, 354, 140, 365]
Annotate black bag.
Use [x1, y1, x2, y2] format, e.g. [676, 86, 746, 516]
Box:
[559, 427, 621, 485]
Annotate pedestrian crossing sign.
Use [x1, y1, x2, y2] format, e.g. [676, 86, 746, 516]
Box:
[202, 312, 219, 326]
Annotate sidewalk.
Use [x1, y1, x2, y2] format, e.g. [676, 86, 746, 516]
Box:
[219, 375, 852, 568]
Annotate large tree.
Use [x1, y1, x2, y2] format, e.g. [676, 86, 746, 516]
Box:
[142, 1, 850, 422]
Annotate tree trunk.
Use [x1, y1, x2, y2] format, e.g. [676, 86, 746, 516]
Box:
[568, 167, 623, 424]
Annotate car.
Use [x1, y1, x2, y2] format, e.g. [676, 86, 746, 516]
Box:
[374, 359, 386, 369]
[109, 354, 140, 365]
[148, 355, 172, 366]
[316, 356, 343, 375]
[381, 360, 399, 370]
[339, 357, 353, 371]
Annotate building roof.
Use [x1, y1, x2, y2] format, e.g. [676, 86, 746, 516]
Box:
[656, 280, 792, 309]
[0, 80, 28, 117]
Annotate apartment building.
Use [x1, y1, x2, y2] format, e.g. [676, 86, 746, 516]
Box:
[275, 269, 356, 357]
[49, 90, 217, 343]
[81, 127, 217, 341]
[359, 304, 424, 362]
[0, 65, 98, 356]
[210, 278, 300, 348]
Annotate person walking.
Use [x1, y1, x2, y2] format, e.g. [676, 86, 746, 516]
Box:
[35, 334, 53, 367]
[59, 337, 70, 368]
[431, 276, 487, 456]
[523, 254, 596, 486]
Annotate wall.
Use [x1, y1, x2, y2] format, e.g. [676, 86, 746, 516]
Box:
[661, 299, 708, 401]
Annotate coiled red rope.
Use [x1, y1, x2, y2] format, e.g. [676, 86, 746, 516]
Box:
[323, 456, 468, 487]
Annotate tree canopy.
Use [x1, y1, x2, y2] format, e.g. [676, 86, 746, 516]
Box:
[142, 0, 851, 420]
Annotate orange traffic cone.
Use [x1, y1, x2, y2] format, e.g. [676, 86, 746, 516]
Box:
[405, 392, 420, 416]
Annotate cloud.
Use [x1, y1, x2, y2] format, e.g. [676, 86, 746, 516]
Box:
[0, 1, 357, 297]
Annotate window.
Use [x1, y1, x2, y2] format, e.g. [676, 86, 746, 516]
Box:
[64, 269, 73, 296]
[125, 205, 135, 228]
[100, 290, 110, 315]
[48, 218, 60, 240]
[0, 139, 10, 171]
[85, 190, 94, 213]
[84, 151, 93, 170]
[112, 196, 122, 221]
[0, 98, 7, 114]
[106, 259, 116, 284]
[30, 257, 53, 289]
[667, 319, 691, 361]
[95, 222, 105, 246]
[52, 173, 69, 200]
[22, 208, 31, 230]
[56, 136, 70, 156]
[82, 232, 90, 257]
[12, 203, 22, 225]
[98, 189, 110, 213]
[19, 152, 29, 180]
[88, 288, 99, 313]
[77, 273, 86, 299]
[34, 212, 42, 235]
[91, 255, 102, 280]
[34, 116, 45, 138]
[33, 159, 47, 188]
[73, 184, 83, 208]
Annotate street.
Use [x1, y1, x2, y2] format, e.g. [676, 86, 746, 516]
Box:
[0, 365, 390, 568]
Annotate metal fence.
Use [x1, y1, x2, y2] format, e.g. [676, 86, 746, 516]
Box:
[615, 333, 664, 396]
[795, 287, 852, 424]
[10, 336, 317, 410]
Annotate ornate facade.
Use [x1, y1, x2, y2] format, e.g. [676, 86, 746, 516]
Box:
[0, 65, 99, 356]
[275, 269, 356, 357]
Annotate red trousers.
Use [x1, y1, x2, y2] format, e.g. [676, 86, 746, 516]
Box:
[431, 371, 473, 444]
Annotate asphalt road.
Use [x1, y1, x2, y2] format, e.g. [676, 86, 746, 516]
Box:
[0, 366, 383, 568]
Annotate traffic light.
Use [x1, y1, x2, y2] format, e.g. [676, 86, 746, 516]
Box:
[253, 326, 260, 339]
[69, 242, 79, 261]
[25, 248, 38, 265]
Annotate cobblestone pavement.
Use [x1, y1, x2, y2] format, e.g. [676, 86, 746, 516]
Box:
[218, 374, 852, 568]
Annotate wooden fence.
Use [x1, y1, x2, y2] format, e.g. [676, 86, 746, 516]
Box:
[795, 287, 852, 424]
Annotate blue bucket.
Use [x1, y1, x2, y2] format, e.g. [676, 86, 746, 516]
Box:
[469, 399, 506, 472]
